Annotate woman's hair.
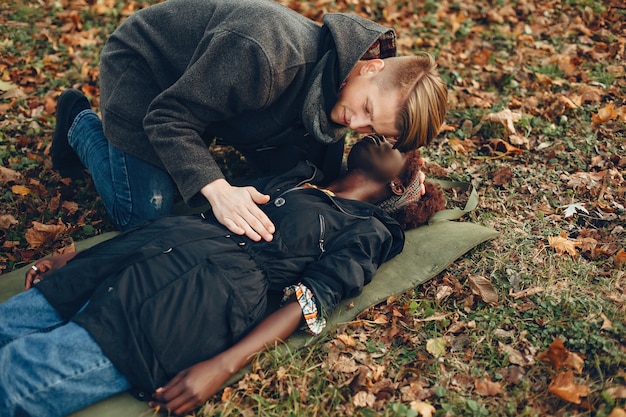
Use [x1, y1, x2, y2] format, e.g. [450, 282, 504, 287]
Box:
[378, 54, 448, 152]
[377, 148, 446, 230]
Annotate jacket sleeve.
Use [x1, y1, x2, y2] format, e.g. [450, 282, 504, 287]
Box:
[297, 218, 397, 324]
[142, 30, 275, 205]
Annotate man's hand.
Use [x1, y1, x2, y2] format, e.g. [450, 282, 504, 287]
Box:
[24, 252, 77, 289]
[150, 355, 233, 416]
[201, 179, 275, 242]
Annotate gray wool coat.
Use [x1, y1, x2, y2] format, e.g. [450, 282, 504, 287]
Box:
[98, 0, 396, 206]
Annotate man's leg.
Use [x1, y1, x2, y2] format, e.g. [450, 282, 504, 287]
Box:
[68, 109, 176, 231]
[0, 318, 130, 417]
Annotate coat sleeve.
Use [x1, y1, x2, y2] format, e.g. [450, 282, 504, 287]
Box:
[296, 219, 397, 328]
[142, 30, 276, 205]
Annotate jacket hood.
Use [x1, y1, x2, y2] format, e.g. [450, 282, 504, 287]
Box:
[301, 13, 396, 145]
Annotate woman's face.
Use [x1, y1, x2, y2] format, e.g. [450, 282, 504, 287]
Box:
[347, 135, 408, 182]
[330, 61, 402, 138]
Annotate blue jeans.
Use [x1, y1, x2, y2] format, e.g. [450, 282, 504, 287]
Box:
[0, 289, 131, 417]
[69, 110, 175, 231]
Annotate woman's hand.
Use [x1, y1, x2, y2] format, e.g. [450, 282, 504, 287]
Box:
[25, 252, 78, 290]
[150, 354, 233, 416]
[151, 301, 303, 415]
[201, 179, 275, 242]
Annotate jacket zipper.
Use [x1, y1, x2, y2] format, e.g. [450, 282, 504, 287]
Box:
[318, 214, 326, 259]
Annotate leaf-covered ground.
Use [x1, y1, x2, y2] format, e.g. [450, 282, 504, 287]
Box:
[1, 0, 625, 416]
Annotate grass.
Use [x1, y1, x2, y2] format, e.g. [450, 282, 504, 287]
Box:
[1, 0, 625, 415]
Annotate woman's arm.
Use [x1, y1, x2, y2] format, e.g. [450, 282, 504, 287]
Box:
[151, 299, 303, 415]
[24, 251, 80, 290]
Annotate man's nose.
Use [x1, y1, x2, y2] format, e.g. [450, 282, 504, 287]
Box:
[349, 115, 370, 131]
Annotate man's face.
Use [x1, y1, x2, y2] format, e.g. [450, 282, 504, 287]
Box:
[347, 135, 408, 181]
[330, 62, 402, 138]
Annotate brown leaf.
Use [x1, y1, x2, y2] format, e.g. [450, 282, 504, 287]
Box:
[475, 376, 503, 396]
[608, 408, 626, 417]
[0, 214, 18, 230]
[468, 275, 499, 306]
[482, 108, 522, 135]
[548, 371, 590, 404]
[25, 221, 68, 248]
[448, 137, 476, 153]
[0, 166, 22, 183]
[492, 167, 513, 187]
[537, 338, 584, 373]
[488, 138, 524, 155]
[62, 200, 80, 216]
[592, 103, 617, 126]
[352, 391, 376, 408]
[604, 386, 626, 400]
[614, 249, 626, 270]
[548, 233, 581, 256]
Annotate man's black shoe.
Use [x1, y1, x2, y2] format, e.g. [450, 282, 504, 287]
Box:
[51, 89, 90, 179]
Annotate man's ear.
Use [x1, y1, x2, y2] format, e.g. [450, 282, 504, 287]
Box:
[360, 59, 385, 75]
[390, 179, 405, 195]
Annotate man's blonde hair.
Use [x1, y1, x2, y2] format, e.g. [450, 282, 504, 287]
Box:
[379, 54, 448, 151]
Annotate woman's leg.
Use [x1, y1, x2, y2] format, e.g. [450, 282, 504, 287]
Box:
[0, 289, 65, 346]
[68, 110, 175, 230]
[0, 318, 131, 417]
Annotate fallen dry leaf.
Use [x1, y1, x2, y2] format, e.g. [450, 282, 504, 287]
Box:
[0, 166, 22, 183]
[475, 376, 503, 396]
[410, 400, 436, 417]
[426, 337, 447, 358]
[11, 185, 31, 196]
[0, 214, 18, 230]
[592, 103, 617, 126]
[604, 386, 626, 400]
[481, 108, 522, 135]
[608, 408, 626, 417]
[548, 371, 590, 404]
[614, 249, 626, 270]
[25, 221, 68, 248]
[548, 233, 581, 256]
[468, 275, 499, 306]
[537, 338, 585, 373]
[352, 390, 376, 408]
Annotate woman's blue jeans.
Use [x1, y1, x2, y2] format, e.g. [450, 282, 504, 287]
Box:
[69, 110, 176, 231]
[0, 289, 130, 417]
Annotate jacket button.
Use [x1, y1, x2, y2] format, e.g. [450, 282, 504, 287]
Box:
[162, 248, 173, 254]
[238, 242, 246, 246]
[274, 197, 285, 207]
[107, 287, 113, 292]
[137, 391, 145, 398]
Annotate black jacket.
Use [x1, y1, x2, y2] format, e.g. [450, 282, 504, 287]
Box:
[36, 162, 404, 391]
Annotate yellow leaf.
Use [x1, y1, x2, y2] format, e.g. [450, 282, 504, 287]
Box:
[548, 371, 590, 404]
[11, 185, 30, 196]
[410, 400, 436, 417]
[426, 337, 447, 358]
